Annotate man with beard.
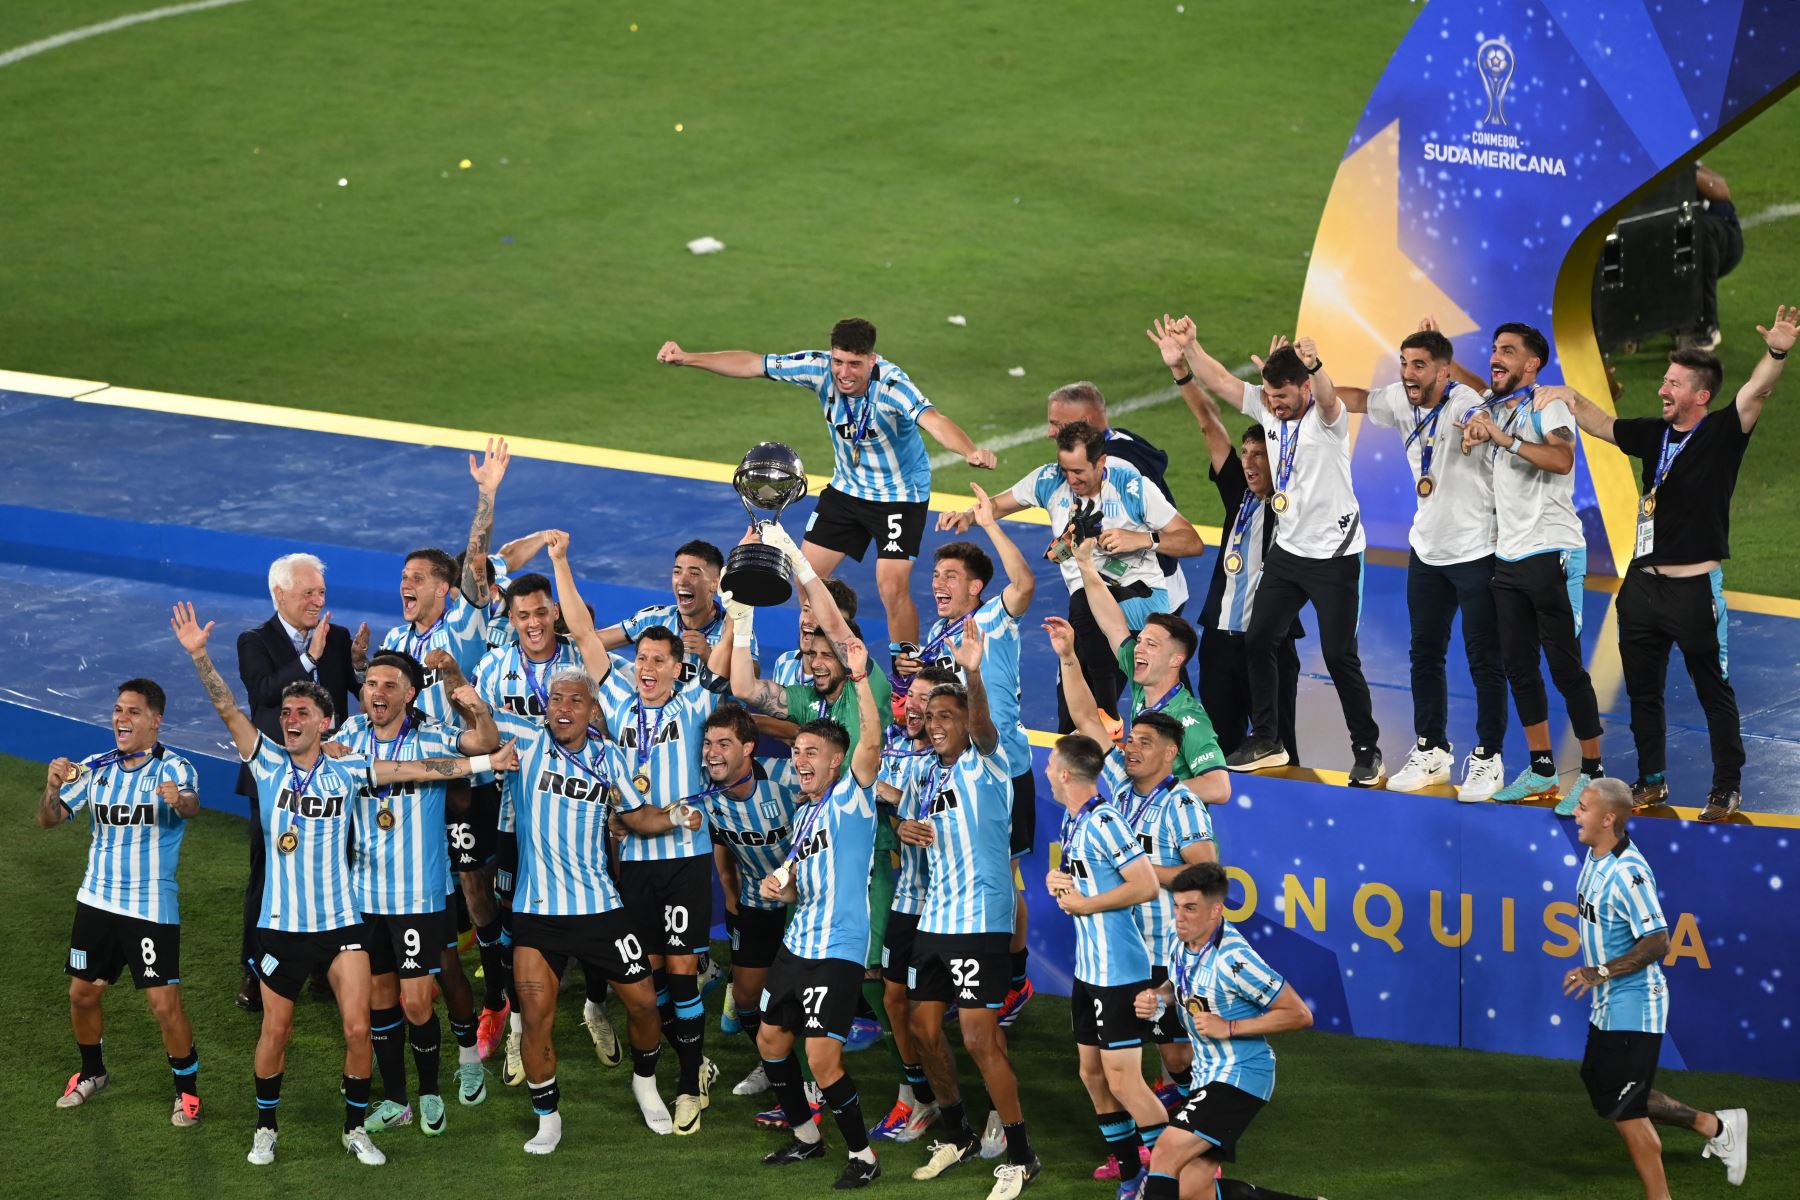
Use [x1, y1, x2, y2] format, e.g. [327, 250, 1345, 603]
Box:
[599, 539, 758, 682]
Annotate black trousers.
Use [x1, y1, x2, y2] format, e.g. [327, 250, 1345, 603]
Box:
[1407, 551, 1508, 752]
[1696, 210, 1744, 332]
[1056, 580, 1164, 732]
[1490, 553, 1602, 739]
[1245, 545, 1379, 751]
[1617, 569, 1744, 791]
[1199, 626, 1300, 762]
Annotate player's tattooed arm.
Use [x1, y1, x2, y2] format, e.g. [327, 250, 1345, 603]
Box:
[1602, 929, 1671, 979]
[462, 436, 510, 599]
[734, 675, 791, 719]
[37, 760, 74, 828]
[170, 602, 260, 758]
[371, 738, 517, 785]
[159, 779, 201, 819]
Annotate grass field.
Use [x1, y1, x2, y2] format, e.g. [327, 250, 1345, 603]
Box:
[2, 1, 1797, 594]
[6, 753, 1796, 1200]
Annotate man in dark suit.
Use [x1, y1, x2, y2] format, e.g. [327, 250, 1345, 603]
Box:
[234, 552, 368, 1010]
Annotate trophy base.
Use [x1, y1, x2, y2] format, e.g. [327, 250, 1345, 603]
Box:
[722, 543, 794, 607]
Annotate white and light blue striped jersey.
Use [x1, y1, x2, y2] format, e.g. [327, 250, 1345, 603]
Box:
[493, 711, 629, 917]
[479, 553, 516, 650]
[245, 736, 369, 933]
[916, 746, 1015, 936]
[1170, 921, 1286, 1100]
[782, 776, 879, 963]
[771, 649, 807, 687]
[1100, 751, 1214, 966]
[1009, 458, 1179, 595]
[922, 596, 1031, 776]
[764, 351, 934, 503]
[599, 664, 727, 861]
[1577, 837, 1670, 1034]
[1060, 796, 1150, 985]
[380, 592, 490, 725]
[619, 601, 757, 685]
[475, 637, 584, 832]
[879, 729, 935, 916]
[59, 746, 196, 924]
[332, 714, 462, 915]
[698, 757, 802, 912]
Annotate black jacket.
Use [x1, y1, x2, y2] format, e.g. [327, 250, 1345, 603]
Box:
[234, 615, 358, 798]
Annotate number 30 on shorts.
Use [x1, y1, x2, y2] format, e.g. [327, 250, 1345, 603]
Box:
[663, 905, 690, 935]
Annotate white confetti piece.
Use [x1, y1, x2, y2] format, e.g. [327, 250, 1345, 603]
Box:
[686, 236, 726, 255]
[1007, 366, 1026, 377]
[946, 314, 967, 326]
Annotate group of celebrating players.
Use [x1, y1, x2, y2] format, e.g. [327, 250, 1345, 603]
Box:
[42, 309, 1784, 1199]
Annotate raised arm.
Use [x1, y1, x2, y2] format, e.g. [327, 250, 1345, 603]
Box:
[1416, 316, 1490, 394]
[655, 343, 767, 378]
[462, 437, 510, 599]
[171, 601, 260, 758]
[937, 487, 1025, 535]
[760, 523, 854, 649]
[1045, 617, 1111, 745]
[1169, 315, 1250, 408]
[448, 681, 502, 753]
[1070, 540, 1130, 654]
[846, 639, 881, 787]
[917, 408, 996, 470]
[953, 622, 999, 756]
[497, 529, 549, 573]
[970, 483, 1035, 617]
[1533, 384, 1616, 445]
[722, 594, 790, 718]
[371, 737, 515, 785]
[1152, 316, 1233, 473]
[1297, 339, 1345, 423]
[38, 760, 75, 828]
[1736, 305, 1796, 433]
[545, 530, 613, 685]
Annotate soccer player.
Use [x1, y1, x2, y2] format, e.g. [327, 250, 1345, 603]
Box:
[1460, 324, 1605, 813]
[943, 421, 1204, 734]
[1541, 305, 1793, 821]
[597, 539, 755, 681]
[691, 704, 803, 1097]
[899, 624, 1041, 1200]
[549, 530, 724, 1134]
[1041, 733, 1166, 1200]
[1133, 864, 1319, 1200]
[1564, 778, 1747, 1193]
[462, 529, 552, 651]
[870, 667, 958, 1143]
[1179, 329, 1385, 785]
[170, 601, 507, 1167]
[488, 666, 669, 1152]
[771, 577, 860, 687]
[1310, 323, 1509, 801]
[755, 639, 885, 1189]
[1067, 542, 1229, 804]
[40, 680, 202, 1126]
[656, 316, 997, 644]
[332, 651, 502, 1134]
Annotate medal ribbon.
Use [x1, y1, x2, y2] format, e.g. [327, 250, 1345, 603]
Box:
[633, 700, 668, 770]
[1274, 403, 1307, 495]
[1059, 793, 1106, 858]
[370, 714, 414, 801]
[549, 732, 611, 785]
[1226, 495, 1260, 562]
[281, 753, 326, 842]
[1405, 399, 1447, 485]
[1488, 385, 1536, 462]
[782, 778, 836, 865]
[405, 608, 449, 660]
[1650, 424, 1695, 496]
[1127, 775, 1176, 832]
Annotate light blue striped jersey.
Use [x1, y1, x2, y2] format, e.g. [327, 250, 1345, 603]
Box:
[770, 649, 807, 687]
[1100, 751, 1214, 966]
[332, 713, 462, 915]
[380, 593, 490, 725]
[1577, 836, 1670, 1034]
[916, 746, 1015, 936]
[697, 757, 802, 912]
[493, 711, 629, 917]
[783, 776, 879, 963]
[599, 664, 727, 861]
[619, 601, 758, 685]
[59, 746, 196, 924]
[764, 351, 934, 503]
[879, 727, 935, 916]
[1059, 797, 1150, 986]
[1171, 921, 1286, 1100]
[1010, 458, 1179, 595]
[474, 636, 584, 832]
[245, 736, 369, 933]
[479, 553, 516, 650]
[921, 596, 1031, 776]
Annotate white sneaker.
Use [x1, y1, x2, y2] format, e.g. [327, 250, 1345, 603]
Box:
[633, 1072, 673, 1135]
[911, 1139, 976, 1180]
[583, 998, 623, 1068]
[732, 1064, 771, 1096]
[502, 1028, 525, 1087]
[1388, 741, 1452, 792]
[986, 1156, 1041, 1200]
[1457, 749, 1505, 803]
[1702, 1107, 1748, 1185]
[896, 1100, 939, 1143]
[524, 1110, 563, 1155]
[55, 1072, 108, 1109]
[246, 1127, 278, 1166]
[700, 1055, 719, 1104]
[978, 1109, 1005, 1159]
[342, 1125, 387, 1165]
[673, 1093, 703, 1136]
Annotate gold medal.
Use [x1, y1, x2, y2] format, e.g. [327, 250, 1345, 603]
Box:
[1223, 550, 1245, 575]
[1640, 491, 1657, 518]
[633, 771, 651, 796]
[607, 784, 624, 807]
[277, 829, 299, 855]
[376, 807, 396, 831]
[1416, 476, 1435, 498]
[1270, 491, 1290, 514]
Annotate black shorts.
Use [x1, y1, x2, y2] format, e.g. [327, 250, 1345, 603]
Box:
[511, 910, 652, 985]
[66, 902, 181, 989]
[804, 486, 927, 562]
[881, 910, 921, 985]
[1580, 1025, 1661, 1121]
[1071, 978, 1152, 1049]
[494, 830, 519, 903]
[1010, 769, 1037, 860]
[1169, 1080, 1265, 1162]
[761, 948, 863, 1040]
[908, 931, 1011, 1007]
[253, 925, 369, 1002]
[364, 910, 455, 979]
[448, 780, 500, 872]
[616, 856, 715, 957]
[729, 905, 788, 971]
[1148, 965, 1188, 1045]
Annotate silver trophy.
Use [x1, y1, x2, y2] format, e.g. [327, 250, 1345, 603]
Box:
[723, 442, 809, 606]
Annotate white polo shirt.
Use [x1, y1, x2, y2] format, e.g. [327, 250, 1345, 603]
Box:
[1492, 394, 1586, 560]
[1240, 383, 1365, 559]
[1365, 382, 1498, 566]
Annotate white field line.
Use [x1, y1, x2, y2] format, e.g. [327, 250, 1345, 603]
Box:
[1740, 201, 1800, 231]
[0, 0, 253, 69]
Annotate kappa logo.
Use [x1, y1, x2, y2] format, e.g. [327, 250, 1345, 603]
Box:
[69, 949, 88, 971]
[668, 934, 687, 947]
[142, 965, 159, 979]
[959, 988, 976, 1001]
[805, 1017, 822, 1030]
[401, 958, 420, 970]
[884, 541, 903, 553]
[625, 962, 646, 977]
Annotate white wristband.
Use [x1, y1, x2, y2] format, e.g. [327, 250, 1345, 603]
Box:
[468, 754, 492, 775]
[733, 613, 754, 647]
[793, 557, 818, 586]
